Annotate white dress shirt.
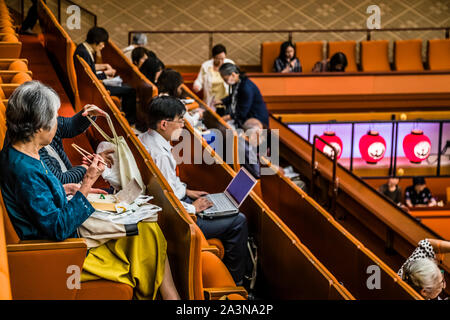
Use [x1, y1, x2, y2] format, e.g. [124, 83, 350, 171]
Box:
[138, 130, 196, 213]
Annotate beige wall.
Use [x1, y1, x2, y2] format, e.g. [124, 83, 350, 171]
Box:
[8, 0, 450, 65]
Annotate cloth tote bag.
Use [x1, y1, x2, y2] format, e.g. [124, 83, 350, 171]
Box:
[87, 114, 145, 193]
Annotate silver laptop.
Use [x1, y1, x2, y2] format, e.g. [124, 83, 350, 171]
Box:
[198, 168, 257, 219]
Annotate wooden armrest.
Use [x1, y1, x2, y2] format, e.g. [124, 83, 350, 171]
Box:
[7, 238, 87, 252]
[204, 286, 248, 300]
[202, 246, 220, 257]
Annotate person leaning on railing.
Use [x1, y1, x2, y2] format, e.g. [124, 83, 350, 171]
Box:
[398, 239, 449, 300]
[217, 63, 269, 129]
[0, 81, 179, 300]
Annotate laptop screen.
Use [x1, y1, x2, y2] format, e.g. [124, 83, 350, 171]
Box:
[225, 168, 256, 206]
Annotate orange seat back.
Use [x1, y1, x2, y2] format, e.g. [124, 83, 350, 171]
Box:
[0, 86, 5, 99]
[1, 34, 18, 42]
[261, 41, 283, 73]
[11, 72, 32, 84]
[0, 193, 12, 299]
[361, 40, 390, 71]
[428, 39, 450, 71]
[296, 41, 324, 73]
[394, 39, 424, 71]
[327, 41, 358, 72]
[8, 60, 28, 72]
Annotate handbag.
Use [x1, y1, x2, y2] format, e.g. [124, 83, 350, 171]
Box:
[87, 114, 145, 193]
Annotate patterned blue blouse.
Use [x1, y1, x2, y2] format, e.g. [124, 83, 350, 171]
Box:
[0, 146, 94, 241]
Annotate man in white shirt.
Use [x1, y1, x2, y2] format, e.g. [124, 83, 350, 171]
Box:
[138, 96, 249, 284]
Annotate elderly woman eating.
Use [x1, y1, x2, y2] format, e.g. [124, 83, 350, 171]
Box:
[0, 81, 179, 300]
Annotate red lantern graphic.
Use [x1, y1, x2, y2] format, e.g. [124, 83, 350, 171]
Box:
[316, 131, 343, 159]
[359, 130, 386, 164]
[402, 129, 431, 163]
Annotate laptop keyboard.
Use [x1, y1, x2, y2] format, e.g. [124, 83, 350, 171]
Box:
[206, 194, 236, 212]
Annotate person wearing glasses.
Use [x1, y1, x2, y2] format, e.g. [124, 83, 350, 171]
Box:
[138, 96, 249, 285]
[398, 239, 449, 300]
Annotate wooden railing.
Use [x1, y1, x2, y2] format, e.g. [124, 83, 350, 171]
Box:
[129, 27, 450, 60]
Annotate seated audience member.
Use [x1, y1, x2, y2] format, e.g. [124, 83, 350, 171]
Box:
[218, 63, 269, 128]
[42, 105, 114, 184]
[123, 33, 148, 61]
[405, 177, 437, 208]
[193, 44, 234, 105]
[0, 81, 179, 300]
[238, 118, 264, 179]
[273, 41, 302, 73]
[312, 52, 348, 72]
[139, 96, 249, 284]
[157, 69, 204, 126]
[140, 56, 165, 84]
[74, 27, 137, 125]
[378, 177, 402, 206]
[398, 238, 449, 300]
[131, 46, 159, 69]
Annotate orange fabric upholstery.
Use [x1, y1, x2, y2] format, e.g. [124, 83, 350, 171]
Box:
[327, 41, 358, 72]
[0, 75, 2, 84]
[0, 42, 21, 58]
[428, 39, 450, 71]
[201, 251, 236, 288]
[11, 72, 32, 84]
[361, 40, 391, 71]
[0, 194, 12, 299]
[75, 280, 133, 300]
[394, 39, 424, 71]
[0, 102, 6, 150]
[0, 86, 4, 99]
[1, 34, 18, 42]
[225, 293, 246, 300]
[0, 27, 15, 34]
[296, 41, 324, 73]
[261, 41, 283, 73]
[8, 60, 28, 71]
[206, 238, 224, 260]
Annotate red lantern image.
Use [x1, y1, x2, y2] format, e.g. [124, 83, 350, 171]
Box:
[402, 129, 431, 163]
[316, 131, 343, 159]
[359, 130, 386, 164]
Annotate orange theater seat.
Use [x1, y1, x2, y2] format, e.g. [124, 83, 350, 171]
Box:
[1, 34, 18, 42]
[261, 41, 283, 73]
[8, 60, 28, 71]
[328, 40, 358, 72]
[0, 27, 15, 34]
[394, 39, 424, 71]
[360, 40, 391, 71]
[0, 86, 5, 99]
[0, 75, 2, 84]
[428, 39, 450, 71]
[11, 72, 32, 84]
[296, 41, 324, 73]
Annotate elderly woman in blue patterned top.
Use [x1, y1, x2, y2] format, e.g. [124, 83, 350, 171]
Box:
[0, 81, 179, 299]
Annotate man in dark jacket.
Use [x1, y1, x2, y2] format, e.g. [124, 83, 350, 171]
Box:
[74, 27, 137, 125]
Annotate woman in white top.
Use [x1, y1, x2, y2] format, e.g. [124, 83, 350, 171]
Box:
[193, 44, 234, 105]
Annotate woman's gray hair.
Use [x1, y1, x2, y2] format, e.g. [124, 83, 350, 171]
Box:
[132, 33, 147, 46]
[402, 258, 442, 294]
[219, 62, 240, 76]
[6, 81, 60, 144]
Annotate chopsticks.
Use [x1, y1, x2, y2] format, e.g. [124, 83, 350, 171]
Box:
[71, 143, 108, 166]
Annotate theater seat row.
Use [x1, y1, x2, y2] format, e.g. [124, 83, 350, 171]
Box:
[261, 39, 450, 73]
[0, 0, 21, 58]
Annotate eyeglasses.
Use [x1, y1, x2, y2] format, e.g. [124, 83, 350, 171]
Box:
[164, 118, 185, 125]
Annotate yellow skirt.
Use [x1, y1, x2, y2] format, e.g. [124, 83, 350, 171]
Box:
[80, 222, 167, 300]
